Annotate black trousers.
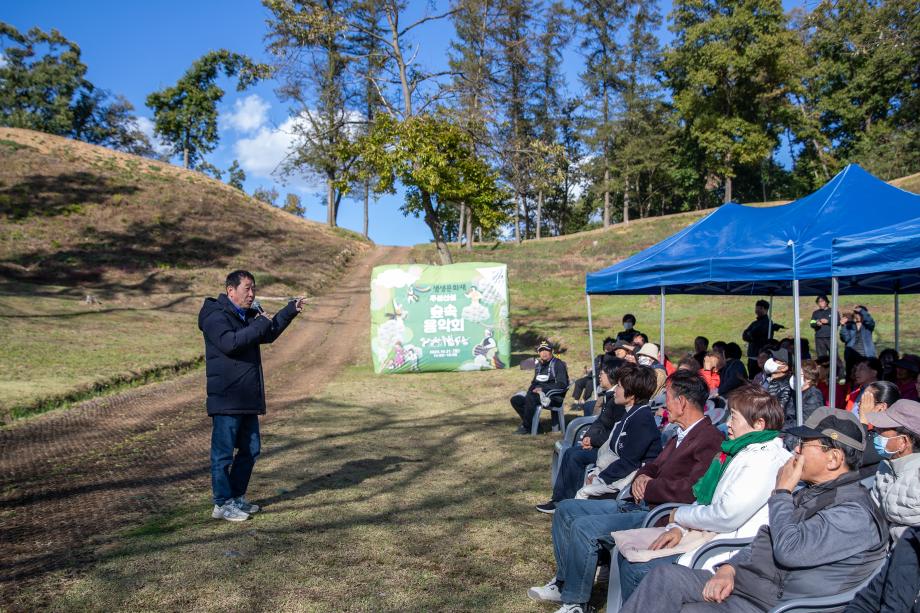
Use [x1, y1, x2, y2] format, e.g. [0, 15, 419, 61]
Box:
[511, 391, 561, 431]
[572, 376, 594, 402]
[815, 336, 831, 359]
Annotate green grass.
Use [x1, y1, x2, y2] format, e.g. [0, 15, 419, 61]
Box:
[14, 362, 569, 612]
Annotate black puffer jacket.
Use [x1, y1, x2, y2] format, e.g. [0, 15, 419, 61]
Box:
[198, 294, 299, 415]
[846, 526, 920, 613]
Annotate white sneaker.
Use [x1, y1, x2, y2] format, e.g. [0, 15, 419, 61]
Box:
[528, 579, 562, 603]
[553, 605, 585, 613]
[212, 503, 249, 522]
[233, 496, 260, 514]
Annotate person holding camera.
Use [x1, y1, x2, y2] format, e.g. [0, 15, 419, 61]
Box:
[198, 270, 305, 521]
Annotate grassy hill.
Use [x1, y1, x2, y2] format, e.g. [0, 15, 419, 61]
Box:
[0, 127, 370, 421]
[410, 175, 920, 370]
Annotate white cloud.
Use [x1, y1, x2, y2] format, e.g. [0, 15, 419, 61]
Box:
[225, 94, 270, 133]
[0, 55, 7, 69]
[135, 116, 171, 157]
[233, 116, 299, 179]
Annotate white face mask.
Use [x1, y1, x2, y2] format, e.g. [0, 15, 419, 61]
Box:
[623, 322, 634, 330]
[789, 374, 805, 390]
[638, 356, 654, 366]
[763, 358, 779, 375]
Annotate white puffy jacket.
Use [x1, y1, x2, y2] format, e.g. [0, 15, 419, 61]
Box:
[872, 452, 920, 541]
[673, 437, 791, 568]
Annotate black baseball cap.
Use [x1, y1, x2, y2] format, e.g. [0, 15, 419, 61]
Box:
[784, 407, 866, 451]
[769, 348, 791, 365]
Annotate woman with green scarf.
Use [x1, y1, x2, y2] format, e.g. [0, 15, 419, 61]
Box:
[616, 385, 790, 602]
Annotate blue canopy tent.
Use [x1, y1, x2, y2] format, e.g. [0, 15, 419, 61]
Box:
[584, 164, 920, 419]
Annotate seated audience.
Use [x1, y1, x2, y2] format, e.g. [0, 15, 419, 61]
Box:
[763, 348, 794, 427]
[878, 347, 899, 383]
[717, 343, 748, 397]
[511, 341, 568, 434]
[535, 360, 641, 513]
[699, 353, 722, 394]
[845, 526, 920, 613]
[527, 371, 723, 613]
[893, 355, 920, 401]
[615, 385, 790, 601]
[693, 336, 710, 370]
[816, 356, 849, 409]
[866, 399, 920, 540]
[858, 380, 900, 426]
[635, 343, 667, 396]
[571, 337, 615, 407]
[846, 357, 882, 416]
[622, 407, 888, 613]
[750, 349, 771, 389]
[796, 359, 825, 422]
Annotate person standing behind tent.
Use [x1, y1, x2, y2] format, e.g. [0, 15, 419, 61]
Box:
[742, 300, 783, 377]
[809, 295, 835, 359]
[840, 305, 876, 379]
[616, 314, 642, 343]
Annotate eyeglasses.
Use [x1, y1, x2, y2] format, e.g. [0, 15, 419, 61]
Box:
[799, 441, 831, 452]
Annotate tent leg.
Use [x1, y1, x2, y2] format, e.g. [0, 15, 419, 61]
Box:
[829, 278, 839, 409]
[895, 292, 900, 354]
[659, 287, 666, 362]
[793, 280, 804, 425]
[587, 294, 597, 400]
[768, 295, 774, 339]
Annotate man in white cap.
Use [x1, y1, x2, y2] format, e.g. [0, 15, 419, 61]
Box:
[510, 341, 569, 434]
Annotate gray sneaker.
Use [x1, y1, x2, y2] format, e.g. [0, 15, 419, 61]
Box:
[212, 502, 249, 522]
[233, 496, 260, 514]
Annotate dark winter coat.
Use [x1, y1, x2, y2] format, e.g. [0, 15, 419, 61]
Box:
[810, 307, 835, 339]
[846, 526, 920, 613]
[718, 358, 749, 396]
[198, 294, 299, 415]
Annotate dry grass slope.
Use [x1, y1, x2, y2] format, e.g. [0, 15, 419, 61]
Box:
[0, 128, 370, 419]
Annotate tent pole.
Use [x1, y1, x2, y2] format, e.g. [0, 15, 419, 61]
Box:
[793, 279, 804, 425]
[895, 291, 901, 354]
[768, 295, 774, 339]
[659, 287, 666, 362]
[829, 277, 839, 409]
[587, 293, 597, 400]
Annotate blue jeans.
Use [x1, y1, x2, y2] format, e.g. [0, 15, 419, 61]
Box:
[210, 414, 261, 505]
[617, 551, 681, 602]
[552, 446, 598, 502]
[552, 498, 649, 604]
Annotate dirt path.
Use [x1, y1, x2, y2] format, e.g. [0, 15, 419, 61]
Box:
[0, 245, 407, 604]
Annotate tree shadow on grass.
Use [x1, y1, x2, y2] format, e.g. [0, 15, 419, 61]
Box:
[0, 172, 139, 219]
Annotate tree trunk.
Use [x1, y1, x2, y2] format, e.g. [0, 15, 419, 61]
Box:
[363, 179, 369, 238]
[465, 211, 473, 252]
[536, 190, 543, 240]
[421, 189, 452, 264]
[327, 177, 336, 227]
[723, 176, 733, 204]
[523, 194, 531, 239]
[514, 192, 521, 243]
[183, 148, 189, 169]
[623, 180, 631, 224]
[458, 202, 465, 247]
[604, 167, 611, 227]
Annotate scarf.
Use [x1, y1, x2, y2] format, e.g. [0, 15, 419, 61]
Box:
[692, 430, 779, 505]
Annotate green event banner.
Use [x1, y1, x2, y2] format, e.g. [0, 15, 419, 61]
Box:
[370, 262, 510, 374]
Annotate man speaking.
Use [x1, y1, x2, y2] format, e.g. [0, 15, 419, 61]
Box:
[198, 270, 304, 521]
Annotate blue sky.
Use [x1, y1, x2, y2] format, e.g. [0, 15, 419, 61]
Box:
[6, 1, 795, 246]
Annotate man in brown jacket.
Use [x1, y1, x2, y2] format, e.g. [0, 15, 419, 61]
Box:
[527, 370, 724, 613]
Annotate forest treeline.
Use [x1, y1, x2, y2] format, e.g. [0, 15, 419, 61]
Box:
[2, 1, 918, 262]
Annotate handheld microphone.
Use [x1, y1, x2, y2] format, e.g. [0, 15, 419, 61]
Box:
[252, 300, 265, 315]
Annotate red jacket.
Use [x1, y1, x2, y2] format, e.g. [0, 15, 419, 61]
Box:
[635, 416, 724, 505]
